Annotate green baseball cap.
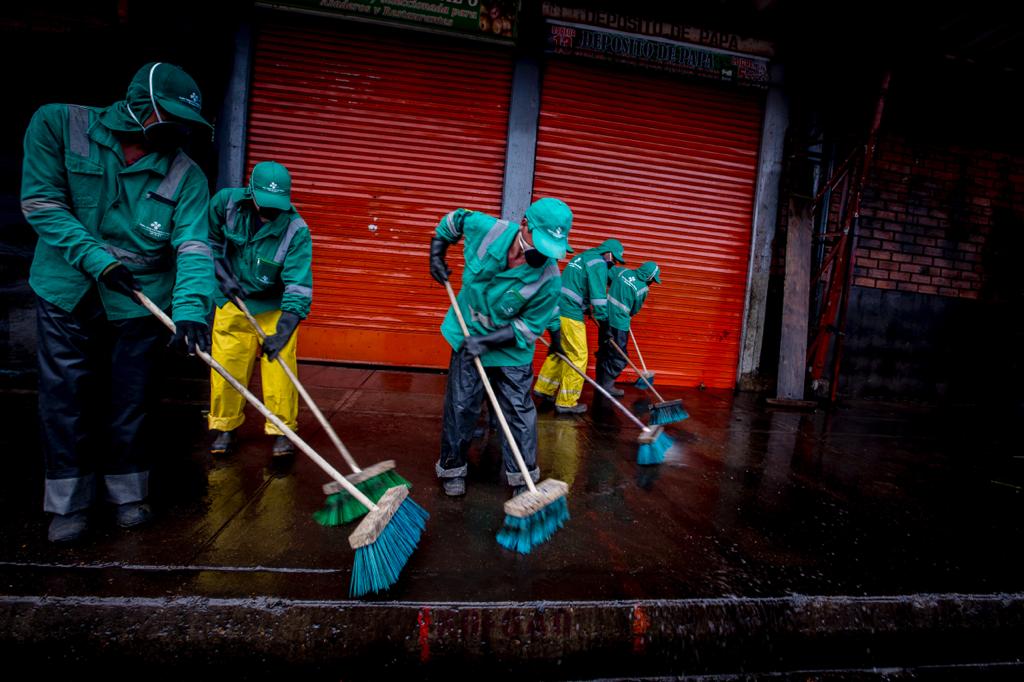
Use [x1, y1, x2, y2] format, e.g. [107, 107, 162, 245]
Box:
[596, 238, 626, 264]
[636, 261, 662, 284]
[525, 197, 574, 259]
[128, 62, 212, 130]
[249, 161, 293, 211]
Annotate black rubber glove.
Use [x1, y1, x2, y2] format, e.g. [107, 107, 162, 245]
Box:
[214, 258, 245, 302]
[429, 237, 452, 284]
[99, 263, 141, 299]
[170, 320, 211, 356]
[263, 311, 301, 361]
[463, 325, 516, 358]
[547, 328, 563, 356]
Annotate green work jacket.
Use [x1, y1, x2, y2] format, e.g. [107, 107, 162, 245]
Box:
[559, 247, 614, 322]
[208, 188, 313, 318]
[21, 103, 213, 322]
[607, 267, 650, 332]
[436, 209, 561, 367]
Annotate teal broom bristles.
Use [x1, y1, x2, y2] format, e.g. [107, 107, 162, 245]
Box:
[314, 470, 412, 526]
[496, 496, 570, 554]
[649, 401, 689, 426]
[635, 374, 655, 389]
[349, 495, 429, 598]
[637, 430, 674, 465]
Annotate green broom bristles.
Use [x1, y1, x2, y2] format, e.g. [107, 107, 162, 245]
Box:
[496, 496, 569, 554]
[349, 492, 429, 598]
[637, 430, 674, 465]
[649, 402, 689, 426]
[314, 470, 412, 526]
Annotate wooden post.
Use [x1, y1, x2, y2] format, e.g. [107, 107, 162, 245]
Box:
[776, 197, 812, 401]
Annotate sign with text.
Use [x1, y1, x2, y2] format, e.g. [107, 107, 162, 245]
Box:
[264, 0, 519, 42]
[542, 1, 775, 58]
[546, 21, 769, 88]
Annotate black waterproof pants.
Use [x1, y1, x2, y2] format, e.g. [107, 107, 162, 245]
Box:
[437, 348, 540, 486]
[595, 321, 629, 387]
[37, 289, 164, 514]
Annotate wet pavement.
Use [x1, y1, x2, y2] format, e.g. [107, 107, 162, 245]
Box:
[1, 362, 1023, 677]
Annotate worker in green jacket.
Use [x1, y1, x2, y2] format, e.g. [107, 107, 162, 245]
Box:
[429, 197, 573, 496]
[207, 161, 313, 458]
[21, 62, 215, 543]
[596, 261, 662, 396]
[534, 238, 626, 413]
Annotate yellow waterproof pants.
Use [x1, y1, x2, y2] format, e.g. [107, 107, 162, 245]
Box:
[534, 316, 588, 407]
[208, 302, 299, 435]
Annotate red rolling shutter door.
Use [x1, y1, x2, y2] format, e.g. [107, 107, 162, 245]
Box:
[532, 59, 764, 388]
[247, 23, 513, 367]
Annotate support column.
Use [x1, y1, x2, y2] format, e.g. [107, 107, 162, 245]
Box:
[215, 21, 253, 191]
[776, 197, 812, 400]
[500, 54, 541, 223]
[737, 64, 788, 390]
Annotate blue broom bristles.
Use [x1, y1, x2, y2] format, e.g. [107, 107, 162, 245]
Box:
[637, 431, 674, 466]
[635, 374, 655, 389]
[649, 403, 689, 426]
[349, 497, 429, 598]
[496, 496, 570, 554]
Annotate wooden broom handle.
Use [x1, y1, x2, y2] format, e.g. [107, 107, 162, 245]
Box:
[630, 329, 650, 375]
[444, 281, 537, 494]
[609, 338, 666, 402]
[232, 297, 361, 473]
[135, 292, 377, 511]
[538, 337, 651, 432]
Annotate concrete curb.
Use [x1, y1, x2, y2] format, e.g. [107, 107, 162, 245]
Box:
[3, 593, 1024, 677]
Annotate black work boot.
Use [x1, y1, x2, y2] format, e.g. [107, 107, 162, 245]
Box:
[442, 477, 466, 497]
[555, 402, 587, 415]
[48, 511, 89, 543]
[116, 502, 152, 529]
[598, 377, 624, 397]
[210, 429, 236, 455]
[272, 435, 295, 458]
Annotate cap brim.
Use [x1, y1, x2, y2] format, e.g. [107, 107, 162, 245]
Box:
[651, 273, 662, 283]
[159, 97, 213, 130]
[614, 252, 626, 263]
[532, 228, 569, 260]
[252, 188, 292, 211]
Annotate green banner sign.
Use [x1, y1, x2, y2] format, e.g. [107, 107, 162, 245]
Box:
[546, 20, 769, 88]
[265, 0, 519, 42]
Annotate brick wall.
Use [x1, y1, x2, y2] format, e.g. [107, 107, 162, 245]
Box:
[852, 135, 1024, 299]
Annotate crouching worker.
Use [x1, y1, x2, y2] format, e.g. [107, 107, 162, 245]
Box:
[429, 198, 573, 496]
[534, 238, 626, 414]
[207, 161, 313, 459]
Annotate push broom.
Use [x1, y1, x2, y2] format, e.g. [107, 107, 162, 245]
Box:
[631, 329, 656, 389]
[229, 296, 410, 525]
[539, 337, 674, 465]
[444, 281, 568, 554]
[136, 292, 427, 597]
[609, 338, 689, 426]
